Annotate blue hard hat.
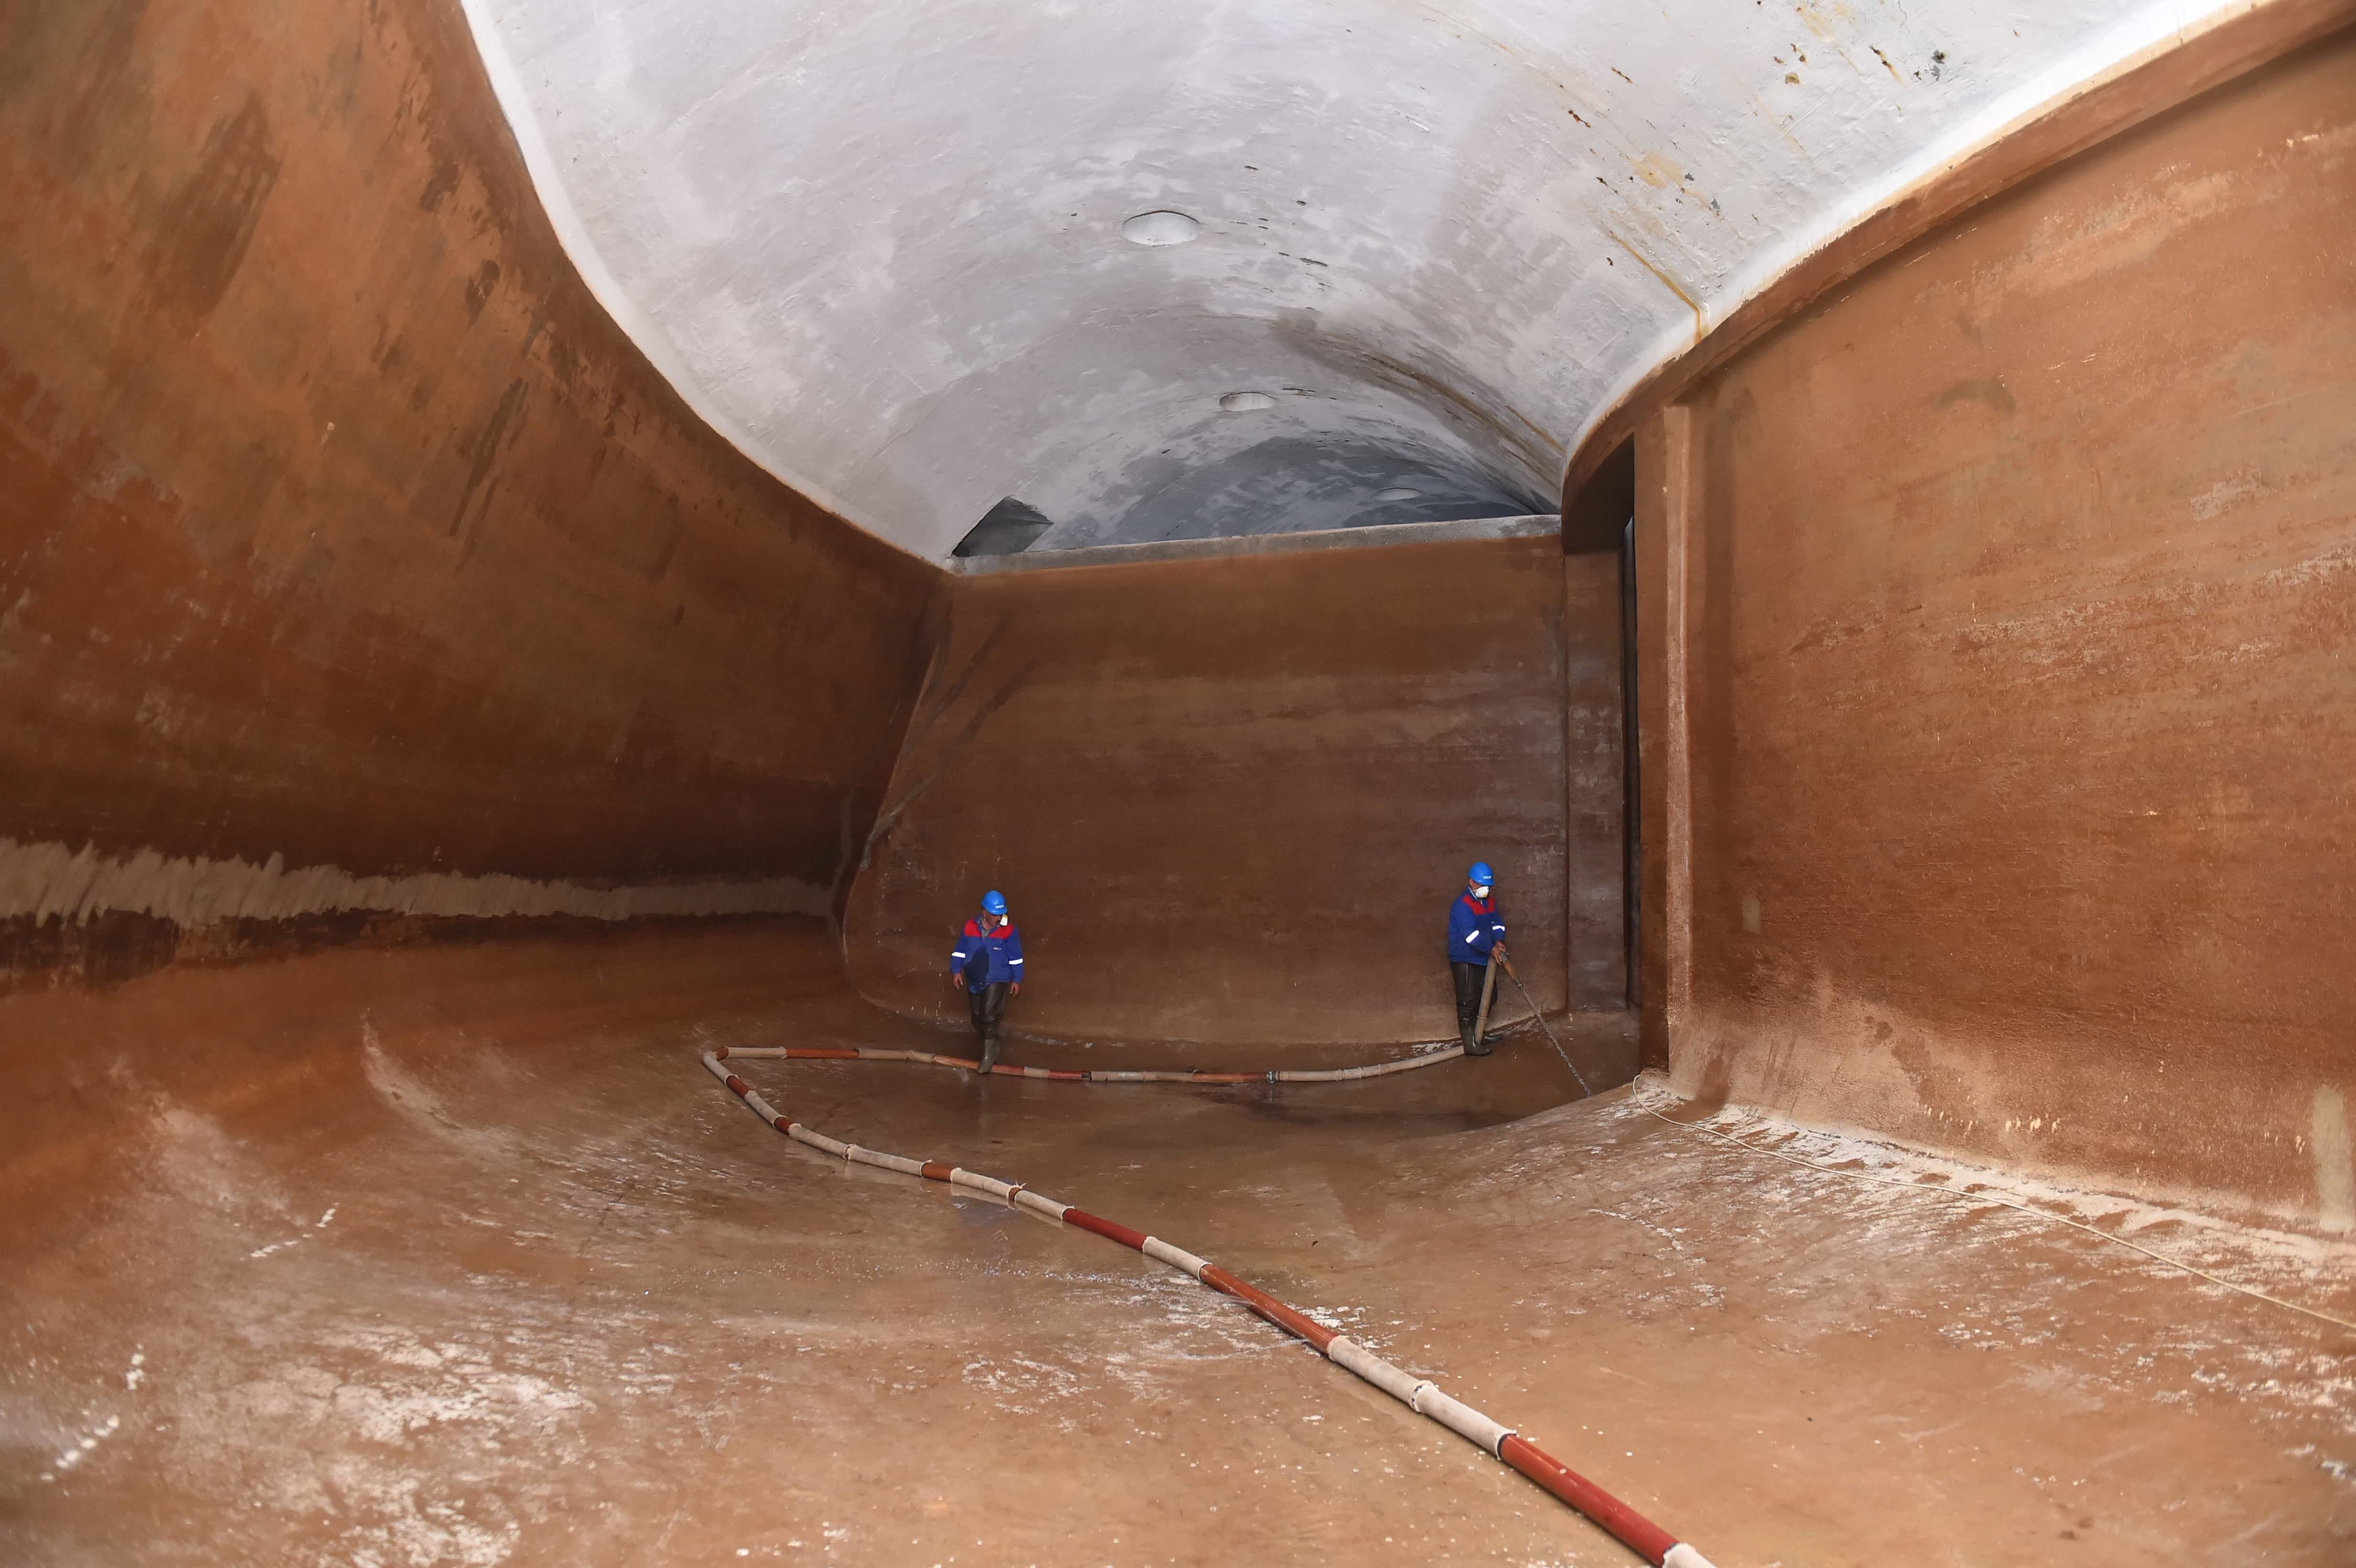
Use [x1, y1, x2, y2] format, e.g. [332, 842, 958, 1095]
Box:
[981, 889, 1008, 915]
[1467, 862, 1495, 886]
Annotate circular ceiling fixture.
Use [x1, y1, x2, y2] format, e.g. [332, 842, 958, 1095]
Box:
[1121, 210, 1200, 246]
[1374, 487, 1422, 501]
[1218, 391, 1275, 412]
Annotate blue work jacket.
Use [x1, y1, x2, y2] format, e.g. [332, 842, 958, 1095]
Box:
[1447, 893, 1507, 965]
[950, 917, 1024, 990]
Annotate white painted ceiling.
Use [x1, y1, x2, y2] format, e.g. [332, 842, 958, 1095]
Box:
[459, 0, 2228, 557]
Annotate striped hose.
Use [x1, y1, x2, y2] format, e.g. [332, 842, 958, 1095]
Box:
[701, 1046, 1716, 1568]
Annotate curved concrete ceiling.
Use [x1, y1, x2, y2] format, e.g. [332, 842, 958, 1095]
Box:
[458, 0, 2234, 557]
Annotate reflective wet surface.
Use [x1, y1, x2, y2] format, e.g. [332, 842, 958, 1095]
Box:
[6, 927, 2354, 1565]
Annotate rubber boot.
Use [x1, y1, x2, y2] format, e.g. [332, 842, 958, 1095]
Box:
[977, 1031, 1000, 1075]
[1462, 1021, 1491, 1057]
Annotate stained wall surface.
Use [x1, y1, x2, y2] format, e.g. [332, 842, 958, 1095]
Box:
[0, 0, 939, 988]
[845, 532, 1624, 1046]
[1639, 34, 2356, 1215]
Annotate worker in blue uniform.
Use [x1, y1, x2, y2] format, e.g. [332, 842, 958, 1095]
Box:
[948, 889, 1023, 1073]
[1447, 861, 1509, 1056]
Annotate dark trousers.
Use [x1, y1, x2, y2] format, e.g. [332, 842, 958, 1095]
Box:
[965, 981, 1009, 1054]
[1451, 961, 1488, 1028]
[1451, 960, 1497, 1054]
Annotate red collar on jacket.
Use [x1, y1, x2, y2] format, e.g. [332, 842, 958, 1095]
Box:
[964, 917, 1016, 938]
[1458, 893, 1495, 915]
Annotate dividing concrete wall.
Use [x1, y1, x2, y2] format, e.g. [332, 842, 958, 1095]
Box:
[1561, 549, 1628, 1012]
[1633, 31, 2355, 1215]
[0, 0, 938, 987]
[845, 530, 1623, 1046]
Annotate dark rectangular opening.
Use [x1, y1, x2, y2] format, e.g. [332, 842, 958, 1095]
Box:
[953, 498, 1055, 557]
[1619, 512, 1640, 1010]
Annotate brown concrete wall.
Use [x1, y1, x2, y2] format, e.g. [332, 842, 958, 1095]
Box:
[1562, 549, 1628, 1010]
[844, 533, 1624, 1047]
[0, 0, 939, 988]
[1639, 34, 2356, 1215]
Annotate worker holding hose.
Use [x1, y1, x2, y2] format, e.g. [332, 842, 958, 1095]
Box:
[949, 889, 1023, 1074]
[1447, 862, 1508, 1056]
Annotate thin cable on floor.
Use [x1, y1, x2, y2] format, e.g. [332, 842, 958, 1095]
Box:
[1637, 1100, 2356, 1335]
[1495, 966, 1593, 1097]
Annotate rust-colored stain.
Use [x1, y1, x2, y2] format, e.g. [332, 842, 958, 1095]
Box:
[418, 142, 462, 214]
[1363, 348, 1564, 474]
[1413, 5, 1610, 142]
[449, 377, 530, 541]
[1605, 227, 1704, 343]
[142, 90, 282, 319]
[463, 259, 501, 324]
[1630, 152, 1680, 189]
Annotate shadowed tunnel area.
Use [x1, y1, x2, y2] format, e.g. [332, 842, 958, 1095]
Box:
[4, 0, 2355, 1563]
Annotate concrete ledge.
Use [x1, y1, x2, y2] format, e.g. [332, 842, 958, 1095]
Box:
[950, 514, 1561, 574]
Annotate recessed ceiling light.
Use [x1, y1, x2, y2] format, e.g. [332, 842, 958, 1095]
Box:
[1374, 487, 1422, 501]
[1218, 391, 1275, 412]
[1122, 210, 1200, 246]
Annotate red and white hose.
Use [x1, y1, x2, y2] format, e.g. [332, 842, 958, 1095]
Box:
[700, 1046, 1716, 1568]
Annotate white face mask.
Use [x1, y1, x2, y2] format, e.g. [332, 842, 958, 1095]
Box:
[1470, 885, 1490, 899]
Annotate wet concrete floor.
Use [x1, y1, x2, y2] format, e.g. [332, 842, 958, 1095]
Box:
[5, 929, 2354, 1565]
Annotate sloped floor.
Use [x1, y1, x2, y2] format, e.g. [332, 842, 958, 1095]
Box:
[5, 926, 2353, 1566]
